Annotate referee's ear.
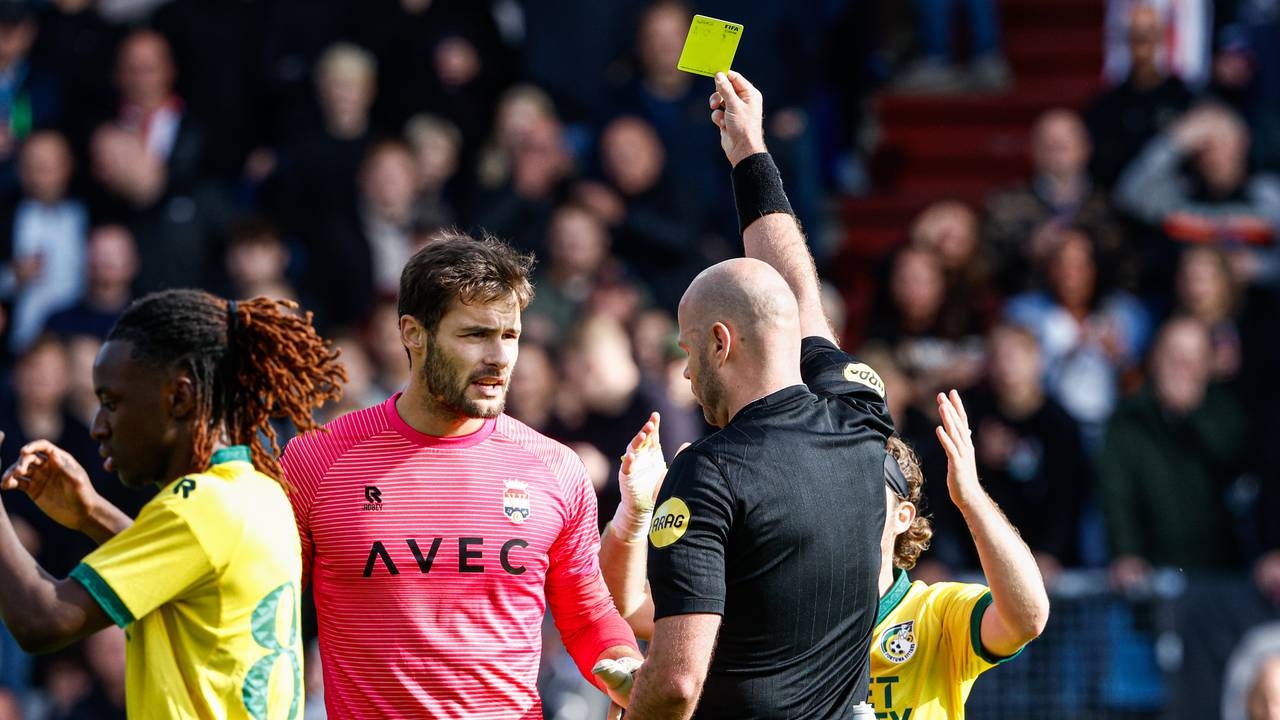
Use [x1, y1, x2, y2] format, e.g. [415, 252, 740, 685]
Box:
[711, 322, 732, 366]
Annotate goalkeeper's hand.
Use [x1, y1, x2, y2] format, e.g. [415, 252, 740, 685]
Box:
[593, 655, 643, 712]
[610, 412, 666, 543]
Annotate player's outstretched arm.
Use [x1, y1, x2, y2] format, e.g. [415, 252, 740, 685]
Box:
[935, 391, 1050, 658]
[599, 412, 664, 640]
[2, 439, 132, 544]
[625, 613, 721, 720]
[710, 70, 835, 344]
[0, 433, 115, 653]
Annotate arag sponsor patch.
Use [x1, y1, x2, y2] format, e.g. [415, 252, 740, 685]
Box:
[649, 497, 691, 548]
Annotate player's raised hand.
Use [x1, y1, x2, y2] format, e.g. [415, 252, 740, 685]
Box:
[1, 438, 103, 532]
[934, 390, 983, 510]
[612, 412, 666, 543]
[710, 70, 767, 167]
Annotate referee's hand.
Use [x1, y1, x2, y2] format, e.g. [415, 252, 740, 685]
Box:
[710, 71, 767, 167]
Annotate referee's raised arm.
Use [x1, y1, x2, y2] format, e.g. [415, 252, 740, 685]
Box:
[710, 70, 836, 344]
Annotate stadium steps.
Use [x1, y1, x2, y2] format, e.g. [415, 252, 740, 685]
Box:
[833, 0, 1105, 344]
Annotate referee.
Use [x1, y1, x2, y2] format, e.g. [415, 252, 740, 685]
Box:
[622, 71, 895, 719]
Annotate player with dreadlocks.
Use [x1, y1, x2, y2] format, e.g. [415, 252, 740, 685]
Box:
[0, 289, 344, 719]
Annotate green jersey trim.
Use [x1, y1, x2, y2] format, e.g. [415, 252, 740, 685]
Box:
[70, 562, 135, 628]
[969, 590, 1026, 665]
[876, 568, 913, 627]
[211, 445, 251, 466]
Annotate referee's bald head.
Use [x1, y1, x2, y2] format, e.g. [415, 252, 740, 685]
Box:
[677, 258, 803, 426]
[681, 258, 800, 340]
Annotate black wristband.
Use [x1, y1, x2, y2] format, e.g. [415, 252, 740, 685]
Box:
[730, 152, 794, 234]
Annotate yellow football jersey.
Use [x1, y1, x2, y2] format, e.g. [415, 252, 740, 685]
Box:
[868, 570, 1021, 720]
[70, 446, 304, 719]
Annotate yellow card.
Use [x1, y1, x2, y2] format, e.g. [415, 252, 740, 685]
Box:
[676, 15, 743, 77]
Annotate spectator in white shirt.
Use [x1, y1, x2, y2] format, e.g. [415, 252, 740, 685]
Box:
[0, 129, 85, 353]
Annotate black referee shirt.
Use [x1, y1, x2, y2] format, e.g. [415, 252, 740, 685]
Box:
[647, 337, 895, 719]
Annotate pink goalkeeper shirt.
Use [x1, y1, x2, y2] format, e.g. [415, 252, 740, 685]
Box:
[282, 394, 636, 719]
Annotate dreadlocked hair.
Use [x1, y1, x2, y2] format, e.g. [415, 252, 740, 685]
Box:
[108, 289, 346, 486]
[886, 435, 933, 570]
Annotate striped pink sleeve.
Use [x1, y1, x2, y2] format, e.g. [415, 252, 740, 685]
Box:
[544, 447, 639, 684]
[281, 432, 329, 589]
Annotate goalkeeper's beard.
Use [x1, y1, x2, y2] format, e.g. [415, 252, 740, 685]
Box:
[422, 337, 507, 419]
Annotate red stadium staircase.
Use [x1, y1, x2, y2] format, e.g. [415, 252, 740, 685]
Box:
[833, 0, 1106, 345]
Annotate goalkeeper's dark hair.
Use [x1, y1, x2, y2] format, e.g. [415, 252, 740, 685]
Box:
[886, 436, 933, 570]
[398, 229, 534, 336]
[107, 289, 346, 485]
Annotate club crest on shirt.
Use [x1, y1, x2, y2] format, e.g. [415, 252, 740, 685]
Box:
[502, 480, 531, 524]
[879, 620, 917, 663]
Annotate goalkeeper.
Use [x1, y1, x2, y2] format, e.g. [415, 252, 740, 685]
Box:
[599, 390, 1049, 718]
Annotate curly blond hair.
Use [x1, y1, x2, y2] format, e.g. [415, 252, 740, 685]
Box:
[886, 436, 933, 570]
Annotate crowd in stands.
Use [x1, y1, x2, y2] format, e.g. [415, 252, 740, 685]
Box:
[0, 0, 1275, 717]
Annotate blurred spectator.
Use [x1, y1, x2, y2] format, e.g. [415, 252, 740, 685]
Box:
[524, 203, 613, 343]
[867, 245, 986, 409]
[223, 216, 296, 303]
[363, 296, 409, 396]
[0, 0, 62, 196]
[985, 110, 1132, 293]
[403, 113, 461, 228]
[348, 140, 419, 299]
[1005, 227, 1152, 446]
[354, 0, 512, 148]
[44, 224, 136, 341]
[628, 308, 704, 453]
[952, 323, 1091, 580]
[316, 334, 382, 424]
[0, 334, 96, 576]
[62, 332, 98, 428]
[31, 0, 118, 161]
[1224, 624, 1280, 720]
[1174, 246, 1244, 381]
[1099, 317, 1246, 588]
[0, 130, 85, 353]
[66, 626, 125, 719]
[1104, 0, 1212, 89]
[519, 0, 648, 122]
[254, 0, 355, 148]
[582, 115, 707, 311]
[153, 0, 266, 178]
[605, 0, 736, 236]
[475, 85, 557, 193]
[273, 41, 376, 253]
[473, 104, 575, 255]
[91, 29, 222, 295]
[895, 0, 1011, 92]
[1114, 104, 1280, 286]
[505, 340, 558, 433]
[38, 650, 92, 720]
[910, 200, 999, 328]
[548, 314, 655, 527]
[273, 43, 378, 328]
[1210, 0, 1280, 171]
[1086, 2, 1194, 188]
